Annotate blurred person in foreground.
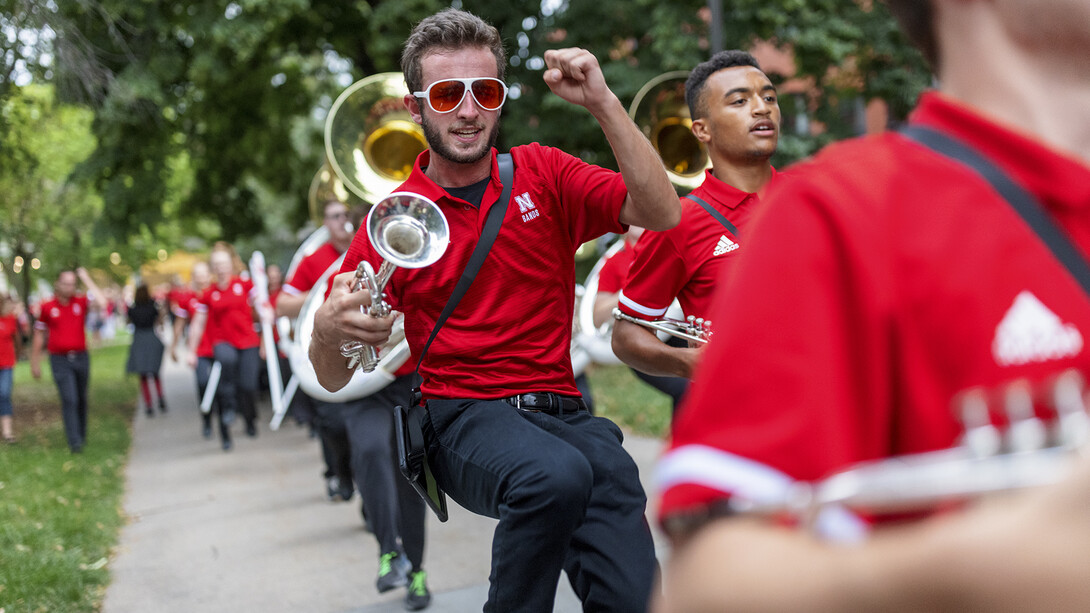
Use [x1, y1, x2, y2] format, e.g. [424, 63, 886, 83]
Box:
[30, 268, 108, 453]
[311, 8, 678, 612]
[655, 1, 1090, 611]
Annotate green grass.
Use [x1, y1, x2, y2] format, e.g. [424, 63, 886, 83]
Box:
[585, 363, 673, 438]
[0, 343, 137, 613]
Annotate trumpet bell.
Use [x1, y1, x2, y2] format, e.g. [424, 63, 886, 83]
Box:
[325, 73, 428, 204]
[629, 71, 710, 193]
[367, 192, 450, 269]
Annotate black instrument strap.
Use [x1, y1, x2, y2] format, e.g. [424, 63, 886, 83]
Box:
[410, 153, 514, 399]
[685, 194, 740, 238]
[900, 125, 1090, 299]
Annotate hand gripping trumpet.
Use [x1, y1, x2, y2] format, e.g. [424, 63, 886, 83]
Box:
[612, 307, 712, 345]
[339, 192, 449, 372]
[728, 370, 1090, 533]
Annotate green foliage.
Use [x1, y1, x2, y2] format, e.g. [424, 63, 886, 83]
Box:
[0, 343, 135, 612]
[586, 364, 673, 437]
[1, 0, 930, 269]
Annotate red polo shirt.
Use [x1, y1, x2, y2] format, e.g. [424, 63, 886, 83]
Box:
[168, 287, 196, 319]
[619, 169, 777, 322]
[658, 92, 1090, 540]
[35, 295, 90, 354]
[195, 277, 259, 350]
[283, 242, 341, 297]
[341, 144, 628, 399]
[596, 243, 635, 295]
[0, 314, 18, 368]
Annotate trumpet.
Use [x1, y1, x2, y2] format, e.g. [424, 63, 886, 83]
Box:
[340, 191, 449, 372]
[727, 370, 1090, 534]
[612, 307, 711, 345]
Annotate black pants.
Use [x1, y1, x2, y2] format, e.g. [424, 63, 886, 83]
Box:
[50, 352, 90, 451]
[423, 398, 657, 612]
[212, 343, 260, 425]
[313, 399, 355, 492]
[338, 375, 426, 569]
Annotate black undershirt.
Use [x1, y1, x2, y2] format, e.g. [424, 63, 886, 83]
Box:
[443, 176, 491, 209]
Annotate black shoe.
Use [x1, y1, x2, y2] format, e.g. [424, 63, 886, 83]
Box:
[146, 407, 154, 417]
[326, 476, 350, 502]
[222, 432, 233, 451]
[404, 570, 432, 610]
[202, 415, 213, 439]
[245, 419, 257, 437]
[159, 400, 168, 413]
[376, 551, 409, 593]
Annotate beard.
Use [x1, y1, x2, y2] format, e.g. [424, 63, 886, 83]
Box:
[421, 112, 501, 165]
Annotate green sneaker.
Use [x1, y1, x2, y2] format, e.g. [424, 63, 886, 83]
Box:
[404, 570, 432, 610]
[376, 551, 408, 593]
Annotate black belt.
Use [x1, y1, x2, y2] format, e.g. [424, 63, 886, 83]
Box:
[504, 392, 587, 415]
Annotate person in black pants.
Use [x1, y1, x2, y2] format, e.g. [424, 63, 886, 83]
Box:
[311, 8, 678, 611]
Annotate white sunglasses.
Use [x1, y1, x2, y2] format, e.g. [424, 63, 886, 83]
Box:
[413, 77, 509, 113]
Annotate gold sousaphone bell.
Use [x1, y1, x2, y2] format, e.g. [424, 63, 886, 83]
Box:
[628, 70, 711, 193]
[325, 72, 429, 206]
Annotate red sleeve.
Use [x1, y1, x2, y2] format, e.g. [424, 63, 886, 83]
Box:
[658, 158, 895, 525]
[595, 246, 633, 294]
[617, 221, 689, 320]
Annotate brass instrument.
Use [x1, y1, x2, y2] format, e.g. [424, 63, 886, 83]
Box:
[276, 72, 428, 410]
[325, 72, 428, 204]
[629, 71, 710, 193]
[727, 370, 1090, 533]
[339, 192, 449, 372]
[612, 307, 711, 345]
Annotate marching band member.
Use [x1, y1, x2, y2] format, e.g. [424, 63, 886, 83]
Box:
[593, 226, 689, 411]
[170, 261, 219, 438]
[31, 267, 108, 453]
[187, 242, 262, 450]
[311, 9, 678, 612]
[655, 0, 1090, 610]
[278, 198, 430, 607]
[611, 51, 782, 401]
[277, 199, 355, 501]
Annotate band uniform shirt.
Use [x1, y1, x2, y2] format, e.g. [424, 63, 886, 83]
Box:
[168, 287, 196, 320]
[35, 295, 90, 354]
[657, 91, 1090, 540]
[341, 144, 628, 400]
[0, 314, 18, 369]
[282, 242, 341, 298]
[183, 293, 215, 359]
[618, 168, 777, 323]
[195, 277, 260, 350]
[596, 243, 635, 295]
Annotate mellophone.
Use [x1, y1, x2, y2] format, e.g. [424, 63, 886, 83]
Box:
[612, 307, 712, 345]
[727, 370, 1090, 529]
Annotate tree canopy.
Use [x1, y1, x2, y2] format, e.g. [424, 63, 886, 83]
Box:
[0, 0, 929, 293]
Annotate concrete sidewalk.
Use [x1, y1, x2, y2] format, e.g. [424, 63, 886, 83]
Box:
[102, 355, 668, 613]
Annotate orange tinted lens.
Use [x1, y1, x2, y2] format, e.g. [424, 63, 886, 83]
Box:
[429, 80, 467, 112]
[471, 79, 504, 109]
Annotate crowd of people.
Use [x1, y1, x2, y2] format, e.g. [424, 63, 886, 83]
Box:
[10, 1, 1090, 611]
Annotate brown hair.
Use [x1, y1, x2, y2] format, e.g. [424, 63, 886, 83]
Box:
[886, 0, 936, 68]
[401, 8, 506, 94]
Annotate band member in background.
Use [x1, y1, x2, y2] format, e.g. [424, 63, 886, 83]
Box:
[311, 9, 678, 612]
[277, 198, 429, 607]
[593, 226, 689, 411]
[655, 1, 1090, 610]
[0, 293, 23, 444]
[176, 261, 221, 440]
[277, 199, 356, 502]
[126, 284, 167, 417]
[611, 51, 781, 409]
[30, 267, 108, 453]
[188, 242, 262, 450]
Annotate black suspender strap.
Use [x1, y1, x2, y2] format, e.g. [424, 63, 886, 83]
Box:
[410, 153, 515, 399]
[685, 194, 740, 237]
[900, 125, 1090, 298]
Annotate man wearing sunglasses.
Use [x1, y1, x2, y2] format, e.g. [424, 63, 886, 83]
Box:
[311, 7, 679, 613]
